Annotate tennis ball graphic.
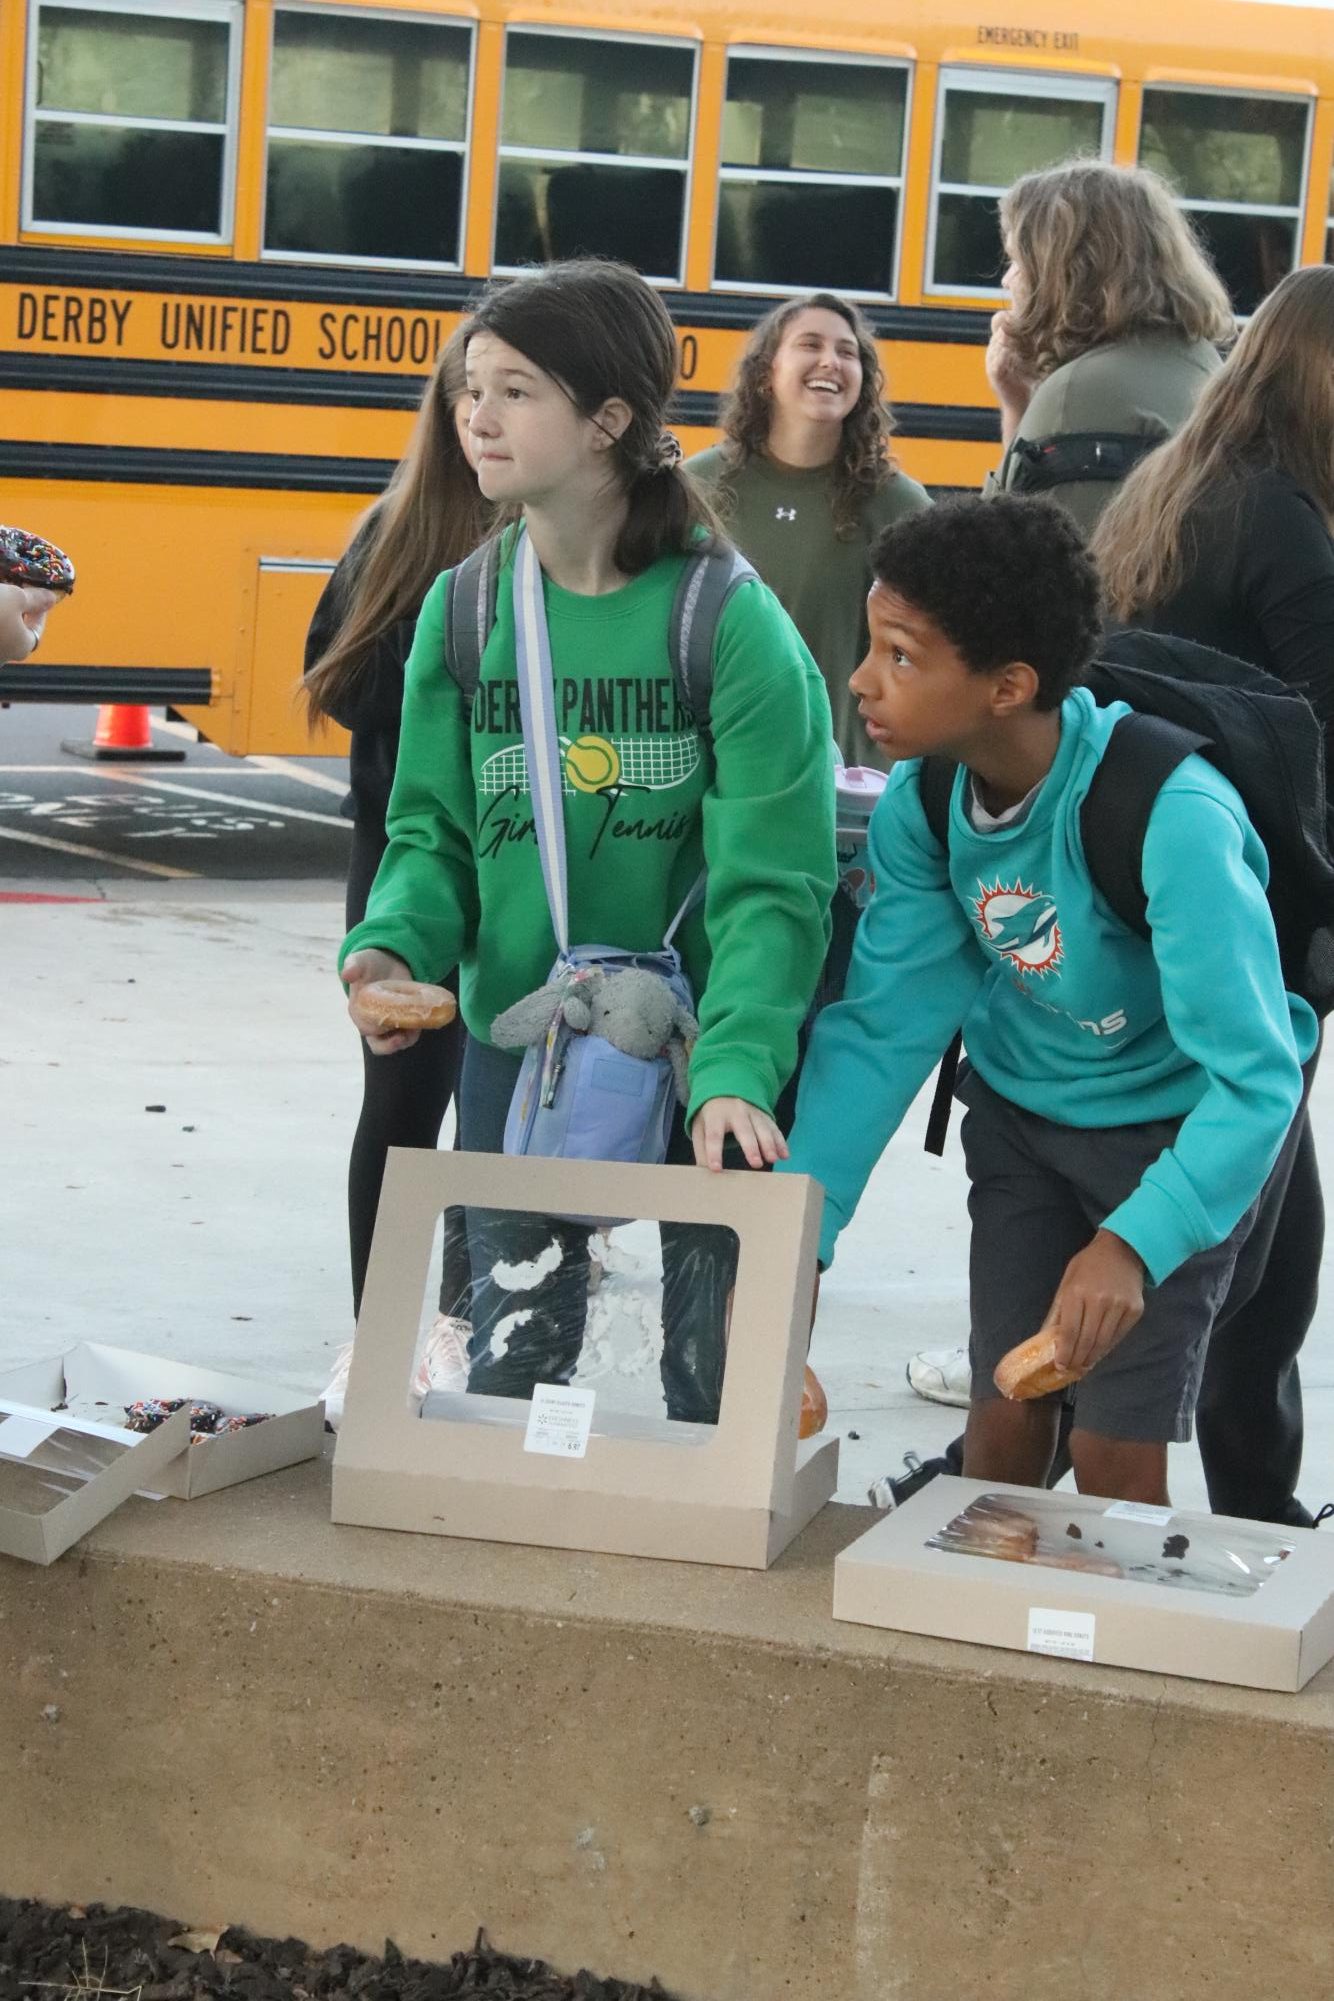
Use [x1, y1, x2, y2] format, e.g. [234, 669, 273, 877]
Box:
[565, 735, 621, 793]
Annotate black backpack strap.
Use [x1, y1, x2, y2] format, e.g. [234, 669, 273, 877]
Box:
[1007, 427, 1167, 495]
[917, 757, 963, 1157]
[917, 755, 958, 849]
[1079, 712, 1210, 937]
[668, 542, 759, 747]
[442, 533, 504, 705]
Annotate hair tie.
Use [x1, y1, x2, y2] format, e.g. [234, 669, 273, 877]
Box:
[654, 430, 683, 469]
[0, 526, 75, 595]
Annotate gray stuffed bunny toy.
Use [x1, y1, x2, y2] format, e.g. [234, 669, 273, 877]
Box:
[492, 964, 699, 1104]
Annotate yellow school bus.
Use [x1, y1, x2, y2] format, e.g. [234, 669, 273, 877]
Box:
[3, 0, 1333, 754]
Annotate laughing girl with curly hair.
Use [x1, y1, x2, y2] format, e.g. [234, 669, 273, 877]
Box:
[687, 291, 929, 770]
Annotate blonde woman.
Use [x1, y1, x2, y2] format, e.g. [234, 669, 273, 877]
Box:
[903, 162, 1233, 1462]
[984, 159, 1234, 534]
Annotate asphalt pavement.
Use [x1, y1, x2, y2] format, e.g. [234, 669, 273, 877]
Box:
[0, 703, 352, 883]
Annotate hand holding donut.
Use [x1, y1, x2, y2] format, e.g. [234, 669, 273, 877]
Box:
[343, 948, 455, 1054]
[995, 1228, 1146, 1397]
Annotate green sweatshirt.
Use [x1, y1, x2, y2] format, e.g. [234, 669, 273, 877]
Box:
[339, 541, 837, 1124]
[686, 447, 931, 768]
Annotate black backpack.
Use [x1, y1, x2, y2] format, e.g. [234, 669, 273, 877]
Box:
[919, 629, 1334, 1154]
[439, 529, 758, 745]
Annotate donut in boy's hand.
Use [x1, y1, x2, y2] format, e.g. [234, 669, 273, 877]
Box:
[351, 980, 456, 1036]
[993, 1326, 1084, 1401]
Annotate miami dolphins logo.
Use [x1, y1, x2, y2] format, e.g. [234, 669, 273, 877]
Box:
[974, 879, 1063, 976]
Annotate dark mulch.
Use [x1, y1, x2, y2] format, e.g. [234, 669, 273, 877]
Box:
[0, 1901, 681, 2001]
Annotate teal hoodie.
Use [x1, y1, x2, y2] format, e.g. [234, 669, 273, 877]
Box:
[340, 542, 837, 1124]
[782, 687, 1315, 1280]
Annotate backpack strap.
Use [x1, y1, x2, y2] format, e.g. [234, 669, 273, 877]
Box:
[1007, 428, 1168, 495]
[917, 757, 963, 1158]
[1079, 712, 1210, 937]
[442, 533, 504, 705]
[917, 755, 958, 850]
[668, 543, 759, 746]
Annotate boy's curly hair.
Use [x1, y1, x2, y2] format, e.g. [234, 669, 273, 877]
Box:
[871, 496, 1103, 709]
[714, 292, 896, 538]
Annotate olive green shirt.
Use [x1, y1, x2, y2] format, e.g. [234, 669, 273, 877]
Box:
[687, 446, 931, 767]
[985, 334, 1221, 537]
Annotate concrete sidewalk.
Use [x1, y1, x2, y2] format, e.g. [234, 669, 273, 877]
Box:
[4, 879, 1332, 1514]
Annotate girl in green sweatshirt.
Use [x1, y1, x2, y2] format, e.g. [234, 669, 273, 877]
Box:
[340, 260, 836, 1422]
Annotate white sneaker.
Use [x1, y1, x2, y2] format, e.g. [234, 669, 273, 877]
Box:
[906, 1345, 972, 1408]
[322, 1313, 473, 1429]
[321, 1341, 354, 1430]
[417, 1313, 472, 1395]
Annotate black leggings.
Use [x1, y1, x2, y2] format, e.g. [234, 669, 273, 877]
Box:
[345, 818, 464, 1318]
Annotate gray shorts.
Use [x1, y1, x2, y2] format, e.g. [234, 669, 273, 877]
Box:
[959, 1070, 1262, 1445]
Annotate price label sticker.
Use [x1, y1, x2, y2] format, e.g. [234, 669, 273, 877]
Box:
[1104, 1500, 1174, 1526]
[1026, 1607, 1096, 1662]
[524, 1384, 595, 1459]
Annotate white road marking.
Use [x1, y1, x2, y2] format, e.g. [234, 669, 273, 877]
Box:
[0, 824, 198, 878]
[95, 770, 352, 828]
[0, 765, 274, 776]
[249, 754, 349, 797]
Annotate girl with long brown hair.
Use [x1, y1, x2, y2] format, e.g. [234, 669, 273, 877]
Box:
[686, 291, 928, 769]
[983, 159, 1233, 534]
[1093, 263, 1334, 719]
[305, 326, 486, 1336]
[339, 259, 835, 1423]
[1088, 263, 1334, 1529]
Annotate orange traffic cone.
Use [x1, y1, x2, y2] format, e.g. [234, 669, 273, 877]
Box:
[63, 704, 185, 763]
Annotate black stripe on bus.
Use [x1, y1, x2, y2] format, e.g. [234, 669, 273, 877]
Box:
[1, 661, 213, 705]
[0, 352, 426, 409]
[0, 244, 993, 344]
[0, 352, 1001, 443]
[671, 389, 1000, 444]
[0, 440, 397, 492]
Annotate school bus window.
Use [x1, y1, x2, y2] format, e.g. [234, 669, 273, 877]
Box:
[495, 29, 695, 280]
[265, 9, 472, 267]
[1139, 88, 1308, 314]
[930, 70, 1115, 292]
[714, 50, 910, 297]
[26, 0, 240, 239]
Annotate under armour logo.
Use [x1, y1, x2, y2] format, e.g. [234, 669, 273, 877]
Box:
[775, 506, 797, 521]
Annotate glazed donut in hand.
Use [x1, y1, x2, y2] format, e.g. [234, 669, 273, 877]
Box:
[993, 1326, 1084, 1401]
[351, 979, 457, 1036]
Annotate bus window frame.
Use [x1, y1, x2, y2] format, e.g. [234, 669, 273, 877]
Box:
[260, 1, 477, 273]
[925, 64, 1119, 300]
[491, 20, 700, 287]
[710, 42, 914, 303]
[1136, 79, 1314, 313]
[21, 0, 244, 245]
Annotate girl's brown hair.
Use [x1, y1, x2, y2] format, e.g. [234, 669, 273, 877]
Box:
[1001, 160, 1234, 381]
[713, 291, 896, 537]
[463, 258, 720, 576]
[1092, 264, 1334, 619]
[304, 324, 485, 720]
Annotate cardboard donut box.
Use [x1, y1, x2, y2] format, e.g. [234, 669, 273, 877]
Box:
[834, 1475, 1334, 1693]
[0, 1341, 325, 1561]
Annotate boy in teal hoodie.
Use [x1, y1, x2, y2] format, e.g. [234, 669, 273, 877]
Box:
[781, 496, 1314, 1505]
